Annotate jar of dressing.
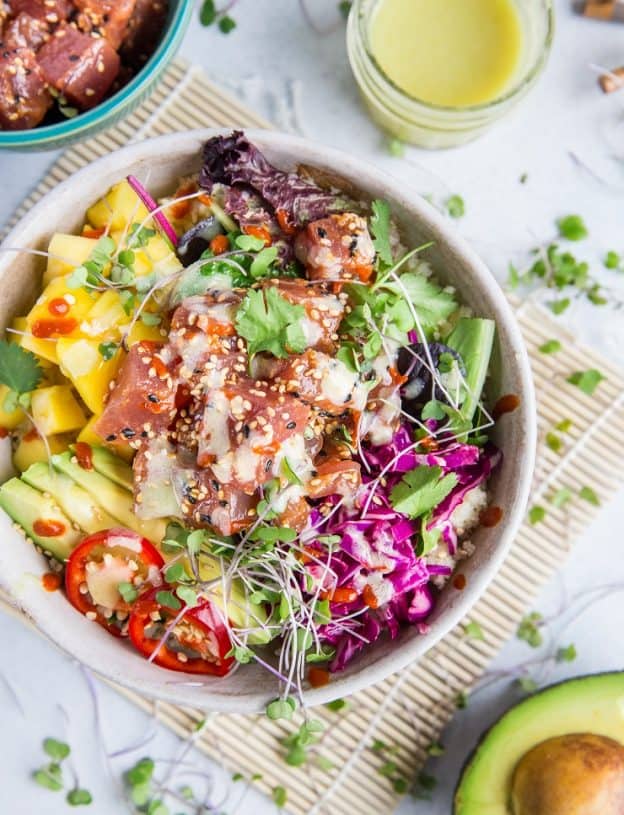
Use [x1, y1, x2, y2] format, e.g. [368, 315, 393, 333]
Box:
[347, 0, 554, 149]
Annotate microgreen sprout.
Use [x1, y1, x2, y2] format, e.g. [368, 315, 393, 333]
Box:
[32, 738, 92, 805]
[517, 612, 544, 648]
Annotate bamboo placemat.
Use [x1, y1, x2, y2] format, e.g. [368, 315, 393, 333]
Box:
[2, 60, 624, 815]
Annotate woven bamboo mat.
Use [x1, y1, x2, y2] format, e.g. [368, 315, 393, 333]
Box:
[2, 59, 624, 815]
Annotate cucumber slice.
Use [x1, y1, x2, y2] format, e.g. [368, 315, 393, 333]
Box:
[446, 317, 495, 421]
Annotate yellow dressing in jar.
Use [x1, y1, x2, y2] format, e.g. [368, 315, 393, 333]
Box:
[370, 0, 523, 108]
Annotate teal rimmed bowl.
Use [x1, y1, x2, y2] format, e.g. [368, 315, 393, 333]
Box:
[0, 0, 193, 152]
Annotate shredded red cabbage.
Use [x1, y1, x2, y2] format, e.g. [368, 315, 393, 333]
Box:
[302, 422, 501, 672]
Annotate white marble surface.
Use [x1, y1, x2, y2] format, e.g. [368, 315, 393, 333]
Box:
[1, 1, 624, 813]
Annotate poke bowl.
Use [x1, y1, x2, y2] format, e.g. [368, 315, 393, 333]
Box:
[0, 130, 536, 713]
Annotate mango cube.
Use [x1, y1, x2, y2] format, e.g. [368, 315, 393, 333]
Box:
[31, 385, 87, 436]
[44, 234, 99, 287]
[13, 432, 71, 473]
[56, 338, 124, 414]
[87, 181, 150, 232]
[80, 290, 128, 338]
[78, 417, 134, 463]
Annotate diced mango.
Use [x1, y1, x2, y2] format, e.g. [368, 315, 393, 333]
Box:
[111, 228, 181, 280]
[13, 432, 71, 473]
[56, 338, 124, 414]
[80, 290, 128, 337]
[87, 181, 150, 232]
[44, 234, 99, 287]
[78, 417, 134, 463]
[31, 385, 87, 436]
[22, 277, 97, 364]
[126, 320, 166, 345]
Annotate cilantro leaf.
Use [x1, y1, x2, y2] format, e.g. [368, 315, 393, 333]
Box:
[557, 215, 588, 241]
[235, 288, 306, 358]
[566, 368, 605, 396]
[200, 0, 216, 25]
[390, 466, 458, 519]
[370, 199, 393, 266]
[395, 273, 457, 332]
[0, 340, 43, 396]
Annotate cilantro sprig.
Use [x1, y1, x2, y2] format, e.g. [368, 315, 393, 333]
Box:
[390, 466, 458, 519]
[235, 288, 306, 358]
[0, 340, 43, 413]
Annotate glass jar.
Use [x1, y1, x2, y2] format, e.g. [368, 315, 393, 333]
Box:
[347, 0, 555, 149]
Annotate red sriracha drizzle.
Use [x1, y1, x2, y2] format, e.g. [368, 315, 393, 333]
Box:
[32, 317, 78, 338]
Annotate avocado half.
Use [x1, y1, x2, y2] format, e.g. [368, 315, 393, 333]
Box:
[454, 673, 624, 815]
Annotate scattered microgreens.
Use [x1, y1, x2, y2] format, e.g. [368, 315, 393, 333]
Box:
[32, 738, 92, 806]
[325, 698, 348, 712]
[579, 485, 600, 506]
[566, 368, 605, 396]
[455, 691, 468, 709]
[445, 195, 465, 219]
[528, 505, 546, 525]
[390, 466, 458, 520]
[272, 785, 288, 808]
[604, 250, 624, 272]
[550, 487, 572, 509]
[426, 741, 445, 757]
[516, 676, 538, 694]
[280, 719, 325, 767]
[199, 0, 237, 32]
[413, 771, 437, 800]
[118, 582, 138, 604]
[338, 0, 352, 19]
[0, 340, 43, 413]
[517, 612, 543, 648]
[545, 431, 563, 454]
[371, 740, 410, 795]
[556, 644, 577, 662]
[266, 697, 297, 721]
[557, 214, 588, 241]
[538, 339, 561, 354]
[519, 173, 529, 184]
[555, 418, 573, 433]
[464, 621, 485, 641]
[507, 213, 623, 310]
[235, 287, 306, 359]
[386, 137, 406, 157]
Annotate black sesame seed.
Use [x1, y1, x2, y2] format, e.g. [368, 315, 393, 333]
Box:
[265, 460, 273, 472]
[317, 227, 327, 238]
[219, 500, 228, 507]
[286, 421, 296, 429]
[349, 237, 358, 256]
[199, 513, 212, 523]
[121, 428, 136, 439]
[69, 54, 80, 61]
[147, 394, 159, 403]
[106, 434, 117, 442]
[243, 424, 250, 438]
[141, 431, 148, 438]
[211, 480, 220, 491]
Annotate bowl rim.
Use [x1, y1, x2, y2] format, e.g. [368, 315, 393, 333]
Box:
[0, 0, 193, 148]
[0, 128, 537, 712]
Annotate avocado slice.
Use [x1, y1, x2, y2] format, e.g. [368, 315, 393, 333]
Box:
[52, 452, 166, 544]
[22, 462, 118, 535]
[198, 553, 272, 645]
[454, 672, 624, 815]
[79, 445, 134, 491]
[0, 477, 81, 561]
[446, 317, 495, 422]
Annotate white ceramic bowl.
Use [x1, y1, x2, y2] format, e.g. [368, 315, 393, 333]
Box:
[0, 130, 536, 713]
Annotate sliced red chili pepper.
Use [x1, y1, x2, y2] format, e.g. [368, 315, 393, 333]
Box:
[65, 528, 164, 636]
[276, 208, 297, 236]
[128, 589, 234, 676]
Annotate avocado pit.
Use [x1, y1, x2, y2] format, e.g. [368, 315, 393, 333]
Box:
[511, 733, 624, 815]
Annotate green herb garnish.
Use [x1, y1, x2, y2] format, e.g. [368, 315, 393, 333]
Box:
[566, 368, 605, 396]
[235, 288, 306, 359]
[390, 466, 458, 520]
